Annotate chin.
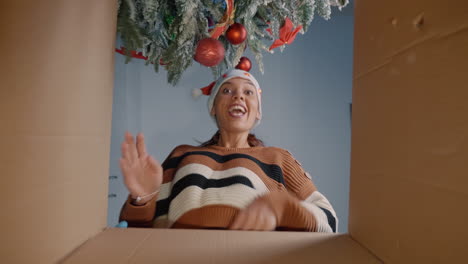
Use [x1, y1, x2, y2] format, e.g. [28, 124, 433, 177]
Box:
[220, 122, 253, 133]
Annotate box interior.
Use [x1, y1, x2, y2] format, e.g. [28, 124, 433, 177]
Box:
[1, 0, 467, 263]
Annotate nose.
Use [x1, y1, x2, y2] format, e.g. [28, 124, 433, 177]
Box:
[233, 90, 245, 101]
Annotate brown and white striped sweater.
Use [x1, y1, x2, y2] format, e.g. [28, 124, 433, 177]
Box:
[119, 144, 338, 232]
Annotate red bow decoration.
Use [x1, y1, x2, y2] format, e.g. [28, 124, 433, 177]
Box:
[116, 46, 168, 65]
[210, 0, 235, 39]
[269, 18, 303, 51]
[115, 47, 148, 60]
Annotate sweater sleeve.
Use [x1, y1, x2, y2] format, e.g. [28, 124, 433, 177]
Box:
[119, 194, 159, 227]
[261, 149, 338, 232]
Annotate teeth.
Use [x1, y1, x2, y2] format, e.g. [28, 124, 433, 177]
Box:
[229, 105, 246, 113]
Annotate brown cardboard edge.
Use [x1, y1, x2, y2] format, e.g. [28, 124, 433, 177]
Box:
[348, 234, 383, 263]
[62, 228, 382, 263]
[56, 227, 107, 264]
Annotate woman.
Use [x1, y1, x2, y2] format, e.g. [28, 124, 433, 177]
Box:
[119, 69, 337, 232]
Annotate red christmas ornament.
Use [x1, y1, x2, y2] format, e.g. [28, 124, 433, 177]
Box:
[225, 23, 247, 45]
[194, 38, 225, 67]
[235, 57, 252, 72]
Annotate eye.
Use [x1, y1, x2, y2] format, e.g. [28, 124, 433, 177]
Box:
[222, 87, 232, 94]
[245, 90, 254, 96]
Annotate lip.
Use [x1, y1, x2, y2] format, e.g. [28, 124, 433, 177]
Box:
[229, 103, 247, 111]
[227, 103, 247, 118]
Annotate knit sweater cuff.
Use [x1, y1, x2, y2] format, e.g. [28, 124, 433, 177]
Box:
[119, 194, 157, 226]
[261, 191, 317, 231]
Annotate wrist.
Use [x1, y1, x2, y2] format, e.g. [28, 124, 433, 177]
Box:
[130, 189, 159, 206]
[130, 196, 150, 206]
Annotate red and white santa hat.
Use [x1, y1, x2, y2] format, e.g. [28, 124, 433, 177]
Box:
[192, 69, 263, 125]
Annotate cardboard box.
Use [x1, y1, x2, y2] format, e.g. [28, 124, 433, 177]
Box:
[1, 0, 467, 263]
[60, 229, 379, 264]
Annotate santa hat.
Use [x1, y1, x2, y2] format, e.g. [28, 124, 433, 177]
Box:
[192, 69, 263, 126]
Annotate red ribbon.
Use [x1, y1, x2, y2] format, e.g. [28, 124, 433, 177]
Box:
[115, 47, 148, 60]
[269, 18, 303, 51]
[209, 0, 235, 39]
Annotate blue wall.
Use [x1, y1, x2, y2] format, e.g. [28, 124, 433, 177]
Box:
[108, 5, 354, 232]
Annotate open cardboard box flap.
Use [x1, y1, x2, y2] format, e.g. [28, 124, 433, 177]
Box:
[61, 228, 380, 263]
[1, 0, 467, 263]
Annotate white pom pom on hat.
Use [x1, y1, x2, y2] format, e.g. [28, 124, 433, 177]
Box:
[192, 81, 216, 99]
[191, 88, 203, 99]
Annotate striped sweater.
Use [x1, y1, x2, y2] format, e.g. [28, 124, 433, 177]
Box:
[119, 144, 338, 232]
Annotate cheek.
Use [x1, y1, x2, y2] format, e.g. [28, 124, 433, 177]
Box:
[248, 99, 259, 112]
[212, 95, 224, 115]
[215, 94, 228, 105]
[213, 100, 227, 116]
[251, 100, 261, 119]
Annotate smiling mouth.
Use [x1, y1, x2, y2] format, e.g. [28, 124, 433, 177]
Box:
[228, 105, 247, 117]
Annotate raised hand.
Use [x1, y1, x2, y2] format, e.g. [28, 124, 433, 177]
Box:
[119, 132, 163, 205]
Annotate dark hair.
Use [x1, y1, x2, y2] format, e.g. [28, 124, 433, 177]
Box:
[199, 130, 265, 147]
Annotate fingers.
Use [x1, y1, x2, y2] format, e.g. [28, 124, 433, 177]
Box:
[122, 131, 148, 163]
[257, 213, 276, 231]
[121, 132, 131, 162]
[136, 133, 148, 159]
[229, 200, 277, 231]
[119, 158, 131, 186]
[229, 210, 248, 230]
[147, 155, 163, 186]
[253, 214, 266, 231]
[121, 142, 131, 163]
[119, 158, 127, 173]
[124, 131, 138, 162]
[243, 211, 258, 230]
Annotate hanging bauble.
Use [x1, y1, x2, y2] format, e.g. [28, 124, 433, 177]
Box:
[235, 57, 252, 72]
[225, 23, 247, 45]
[194, 38, 225, 67]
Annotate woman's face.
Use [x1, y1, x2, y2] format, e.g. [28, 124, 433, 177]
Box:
[211, 77, 260, 133]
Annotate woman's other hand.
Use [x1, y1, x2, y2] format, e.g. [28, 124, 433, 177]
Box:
[119, 132, 163, 205]
[229, 196, 277, 231]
